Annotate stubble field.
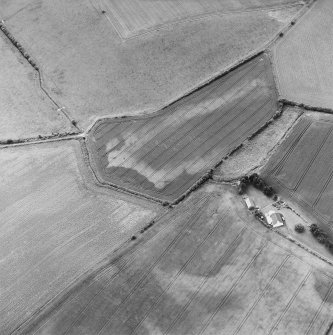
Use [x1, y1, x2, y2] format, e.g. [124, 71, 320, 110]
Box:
[0, 141, 159, 335]
[272, 0, 333, 108]
[21, 184, 333, 335]
[0, 0, 301, 128]
[87, 54, 278, 202]
[262, 113, 333, 229]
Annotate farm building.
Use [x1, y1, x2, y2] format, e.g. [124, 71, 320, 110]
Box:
[265, 211, 285, 228]
[244, 197, 256, 210]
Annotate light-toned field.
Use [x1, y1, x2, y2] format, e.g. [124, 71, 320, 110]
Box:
[87, 55, 277, 202]
[104, 0, 301, 38]
[216, 107, 300, 180]
[0, 0, 301, 128]
[20, 184, 333, 335]
[272, 0, 333, 108]
[0, 32, 73, 141]
[0, 140, 159, 335]
[262, 113, 333, 229]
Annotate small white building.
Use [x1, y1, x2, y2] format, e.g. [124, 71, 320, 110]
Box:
[265, 211, 285, 228]
[244, 197, 256, 210]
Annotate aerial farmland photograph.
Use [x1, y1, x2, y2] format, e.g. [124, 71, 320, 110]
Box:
[1, 0, 333, 334]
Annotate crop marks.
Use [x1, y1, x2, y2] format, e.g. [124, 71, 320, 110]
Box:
[22, 185, 333, 335]
[87, 54, 278, 202]
[103, 0, 301, 38]
[273, 0, 333, 109]
[263, 114, 333, 228]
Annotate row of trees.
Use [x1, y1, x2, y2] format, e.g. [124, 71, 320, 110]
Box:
[310, 224, 333, 253]
[238, 173, 275, 197]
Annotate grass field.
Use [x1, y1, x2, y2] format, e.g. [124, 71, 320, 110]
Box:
[104, 0, 301, 38]
[272, 0, 333, 108]
[0, 0, 301, 128]
[262, 113, 333, 229]
[20, 184, 333, 335]
[87, 55, 278, 202]
[0, 141, 159, 335]
[0, 32, 73, 141]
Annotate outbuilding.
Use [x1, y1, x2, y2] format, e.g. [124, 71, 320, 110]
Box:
[265, 211, 285, 228]
[244, 197, 256, 210]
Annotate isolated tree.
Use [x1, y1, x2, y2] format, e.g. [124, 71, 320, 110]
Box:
[294, 224, 305, 233]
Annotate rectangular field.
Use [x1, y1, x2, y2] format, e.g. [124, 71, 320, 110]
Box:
[0, 141, 159, 335]
[87, 54, 278, 202]
[272, 0, 333, 108]
[22, 184, 333, 335]
[103, 0, 300, 38]
[262, 113, 333, 228]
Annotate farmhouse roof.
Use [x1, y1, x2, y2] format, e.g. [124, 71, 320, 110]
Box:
[265, 211, 284, 228]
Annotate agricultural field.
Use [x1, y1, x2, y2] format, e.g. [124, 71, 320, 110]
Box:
[0, 0, 302, 128]
[0, 31, 73, 141]
[87, 54, 278, 202]
[0, 141, 159, 335]
[216, 107, 301, 180]
[104, 0, 302, 38]
[262, 113, 333, 229]
[20, 184, 333, 335]
[272, 0, 333, 108]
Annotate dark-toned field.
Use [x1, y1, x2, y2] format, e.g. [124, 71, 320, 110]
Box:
[20, 184, 333, 335]
[87, 54, 278, 202]
[262, 113, 333, 228]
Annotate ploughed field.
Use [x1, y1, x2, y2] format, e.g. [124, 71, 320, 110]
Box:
[272, 0, 333, 108]
[0, 141, 159, 335]
[0, 0, 301, 127]
[262, 113, 333, 229]
[87, 54, 278, 202]
[105, 0, 301, 38]
[23, 184, 333, 335]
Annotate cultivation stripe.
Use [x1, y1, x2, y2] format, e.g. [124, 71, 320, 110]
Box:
[114, 81, 265, 182]
[292, 127, 333, 192]
[161, 227, 248, 335]
[145, 96, 271, 191]
[100, 60, 262, 168]
[60, 199, 210, 335]
[304, 280, 333, 335]
[314, 168, 333, 207]
[29, 198, 206, 335]
[95, 204, 215, 335]
[129, 220, 244, 335]
[267, 270, 312, 335]
[232, 255, 290, 335]
[270, 119, 311, 175]
[196, 240, 268, 335]
[108, 216, 228, 335]
[148, 97, 271, 198]
[0, 207, 132, 307]
[133, 83, 266, 180]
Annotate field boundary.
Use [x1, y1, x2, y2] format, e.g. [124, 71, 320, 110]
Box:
[103, 2, 304, 41]
[0, 20, 81, 132]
